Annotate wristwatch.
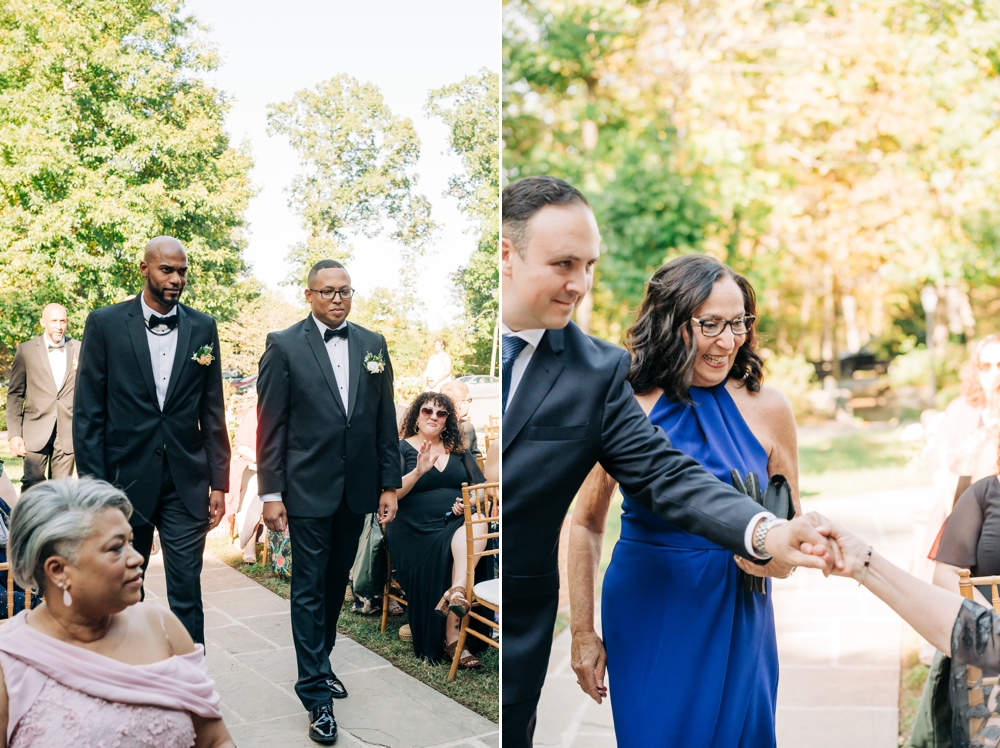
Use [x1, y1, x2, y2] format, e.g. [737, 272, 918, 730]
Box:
[753, 518, 788, 559]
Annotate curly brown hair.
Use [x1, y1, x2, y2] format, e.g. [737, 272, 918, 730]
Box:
[961, 334, 1000, 409]
[399, 392, 467, 454]
[625, 254, 764, 403]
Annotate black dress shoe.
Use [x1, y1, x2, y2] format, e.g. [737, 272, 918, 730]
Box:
[309, 703, 338, 744]
[327, 673, 348, 699]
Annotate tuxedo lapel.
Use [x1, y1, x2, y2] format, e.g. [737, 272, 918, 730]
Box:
[56, 339, 79, 396]
[126, 298, 160, 408]
[502, 329, 565, 452]
[163, 305, 191, 409]
[32, 337, 58, 396]
[346, 323, 362, 422]
[304, 320, 347, 415]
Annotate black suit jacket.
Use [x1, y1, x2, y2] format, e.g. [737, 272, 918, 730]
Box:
[502, 323, 766, 702]
[256, 317, 402, 517]
[73, 296, 230, 522]
[6, 337, 80, 452]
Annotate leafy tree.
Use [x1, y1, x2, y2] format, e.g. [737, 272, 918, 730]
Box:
[266, 75, 437, 288]
[0, 0, 255, 365]
[426, 69, 500, 374]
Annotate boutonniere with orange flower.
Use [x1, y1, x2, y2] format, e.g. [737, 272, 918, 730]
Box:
[191, 344, 214, 366]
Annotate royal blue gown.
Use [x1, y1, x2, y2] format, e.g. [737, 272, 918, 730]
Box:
[601, 382, 778, 747]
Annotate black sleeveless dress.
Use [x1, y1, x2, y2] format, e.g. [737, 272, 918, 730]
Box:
[387, 441, 483, 661]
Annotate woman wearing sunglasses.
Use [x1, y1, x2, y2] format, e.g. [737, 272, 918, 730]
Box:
[388, 392, 487, 667]
[568, 254, 800, 747]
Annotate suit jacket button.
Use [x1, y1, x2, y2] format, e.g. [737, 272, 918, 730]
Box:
[342, 455, 347, 461]
[155, 448, 162, 456]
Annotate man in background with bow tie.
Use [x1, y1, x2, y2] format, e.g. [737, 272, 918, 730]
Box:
[256, 259, 401, 745]
[73, 236, 230, 645]
[6, 303, 80, 491]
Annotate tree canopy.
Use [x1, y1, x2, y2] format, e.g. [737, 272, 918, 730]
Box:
[504, 0, 1000, 373]
[427, 69, 500, 374]
[0, 0, 254, 360]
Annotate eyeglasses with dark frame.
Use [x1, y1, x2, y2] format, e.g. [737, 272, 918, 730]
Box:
[420, 407, 450, 419]
[690, 315, 756, 337]
[309, 287, 355, 301]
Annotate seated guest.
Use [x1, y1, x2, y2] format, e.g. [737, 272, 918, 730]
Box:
[0, 477, 234, 747]
[823, 515, 1000, 746]
[387, 392, 487, 667]
[440, 381, 481, 458]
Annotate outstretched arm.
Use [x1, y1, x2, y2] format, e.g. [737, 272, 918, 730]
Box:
[569, 463, 617, 704]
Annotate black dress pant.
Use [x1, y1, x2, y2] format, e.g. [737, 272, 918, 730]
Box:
[287, 500, 366, 711]
[21, 427, 75, 491]
[131, 455, 208, 645]
[501, 591, 561, 748]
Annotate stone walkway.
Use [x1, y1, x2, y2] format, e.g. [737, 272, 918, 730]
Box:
[535, 484, 936, 748]
[144, 553, 498, 748]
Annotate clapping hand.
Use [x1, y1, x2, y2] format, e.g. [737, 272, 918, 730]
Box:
[415, 440, 439, 475]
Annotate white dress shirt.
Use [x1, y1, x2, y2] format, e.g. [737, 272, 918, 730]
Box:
[45, 337, 67, 391]
[501, 324, 545, 408]
[501, 323, 773, 558]
[261, 316, 349, 504]
[140, 293, 178, 411]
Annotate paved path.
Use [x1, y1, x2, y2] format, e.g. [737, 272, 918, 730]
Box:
[535, 484, 936, 748]
[144, 553, 498, 748]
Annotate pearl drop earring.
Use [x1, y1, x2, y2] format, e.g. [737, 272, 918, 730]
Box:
[57, 581, 72, 607]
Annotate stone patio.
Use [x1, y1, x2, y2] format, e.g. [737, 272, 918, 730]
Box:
[144, 552, 498, 748]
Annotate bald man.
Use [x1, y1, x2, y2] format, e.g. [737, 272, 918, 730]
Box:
[73, 237, 230, 644]
[7, 303, 80, 490]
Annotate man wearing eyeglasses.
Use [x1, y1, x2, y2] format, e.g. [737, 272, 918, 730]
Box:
[500, 177, 839, 748]
[256, 259, 401, 745]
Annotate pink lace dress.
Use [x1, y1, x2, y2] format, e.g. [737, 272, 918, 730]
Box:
[0, 608, 222, 748]
[11, 677, 196, 747]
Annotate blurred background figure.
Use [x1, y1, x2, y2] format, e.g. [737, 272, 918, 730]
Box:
[440, 380, 481, 458]
[0, 478, 234, 747]
[5, 303, 79, 491]
[423, 338, 453, 392]
[228, 399, 262, 564]
[918, 335, 1000, 583]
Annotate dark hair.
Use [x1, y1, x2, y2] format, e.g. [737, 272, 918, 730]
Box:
[399, 392, 466, 454]
[307, 259, 347, 287]
[625, 254, 764, 403]
[502, 176, 590, 257]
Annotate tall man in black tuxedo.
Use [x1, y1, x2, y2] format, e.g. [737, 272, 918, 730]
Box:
[256, 260, 401, 745]
[74, 237, 230, 645]
[500, 177, 835, 747]
[7, 303, 80, 490]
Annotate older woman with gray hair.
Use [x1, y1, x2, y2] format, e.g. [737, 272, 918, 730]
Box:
[0, 477, 234, 748]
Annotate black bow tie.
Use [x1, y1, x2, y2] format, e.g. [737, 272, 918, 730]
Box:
[324, 326, 348, 342]
[148, 313, 178, 331]
[47, 341, 66, 351]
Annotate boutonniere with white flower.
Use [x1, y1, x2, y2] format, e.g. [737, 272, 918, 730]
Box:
[364, 351, 385, 374]
[191, 344, 214, 366]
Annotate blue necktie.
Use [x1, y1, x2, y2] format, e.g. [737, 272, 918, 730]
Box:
[502, 335, 529, 414]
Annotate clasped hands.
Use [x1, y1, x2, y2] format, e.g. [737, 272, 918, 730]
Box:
[572, 512, 865, 704]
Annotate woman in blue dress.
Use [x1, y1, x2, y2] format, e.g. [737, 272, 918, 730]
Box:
[567, 255, 800, 747]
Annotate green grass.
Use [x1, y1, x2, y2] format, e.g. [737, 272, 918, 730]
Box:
[899, 648, 931, 746]
[798, 426, 929, 498]
[0, 441, 23, 485]
[205, 536, 498, 723]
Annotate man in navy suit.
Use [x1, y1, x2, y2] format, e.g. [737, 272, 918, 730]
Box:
[500, 177, 834, 747]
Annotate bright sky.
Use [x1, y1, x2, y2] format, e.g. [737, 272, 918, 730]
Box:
[183, 0, 500, 328]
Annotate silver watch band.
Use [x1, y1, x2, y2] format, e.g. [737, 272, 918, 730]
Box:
[753, 518, 788, 558]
